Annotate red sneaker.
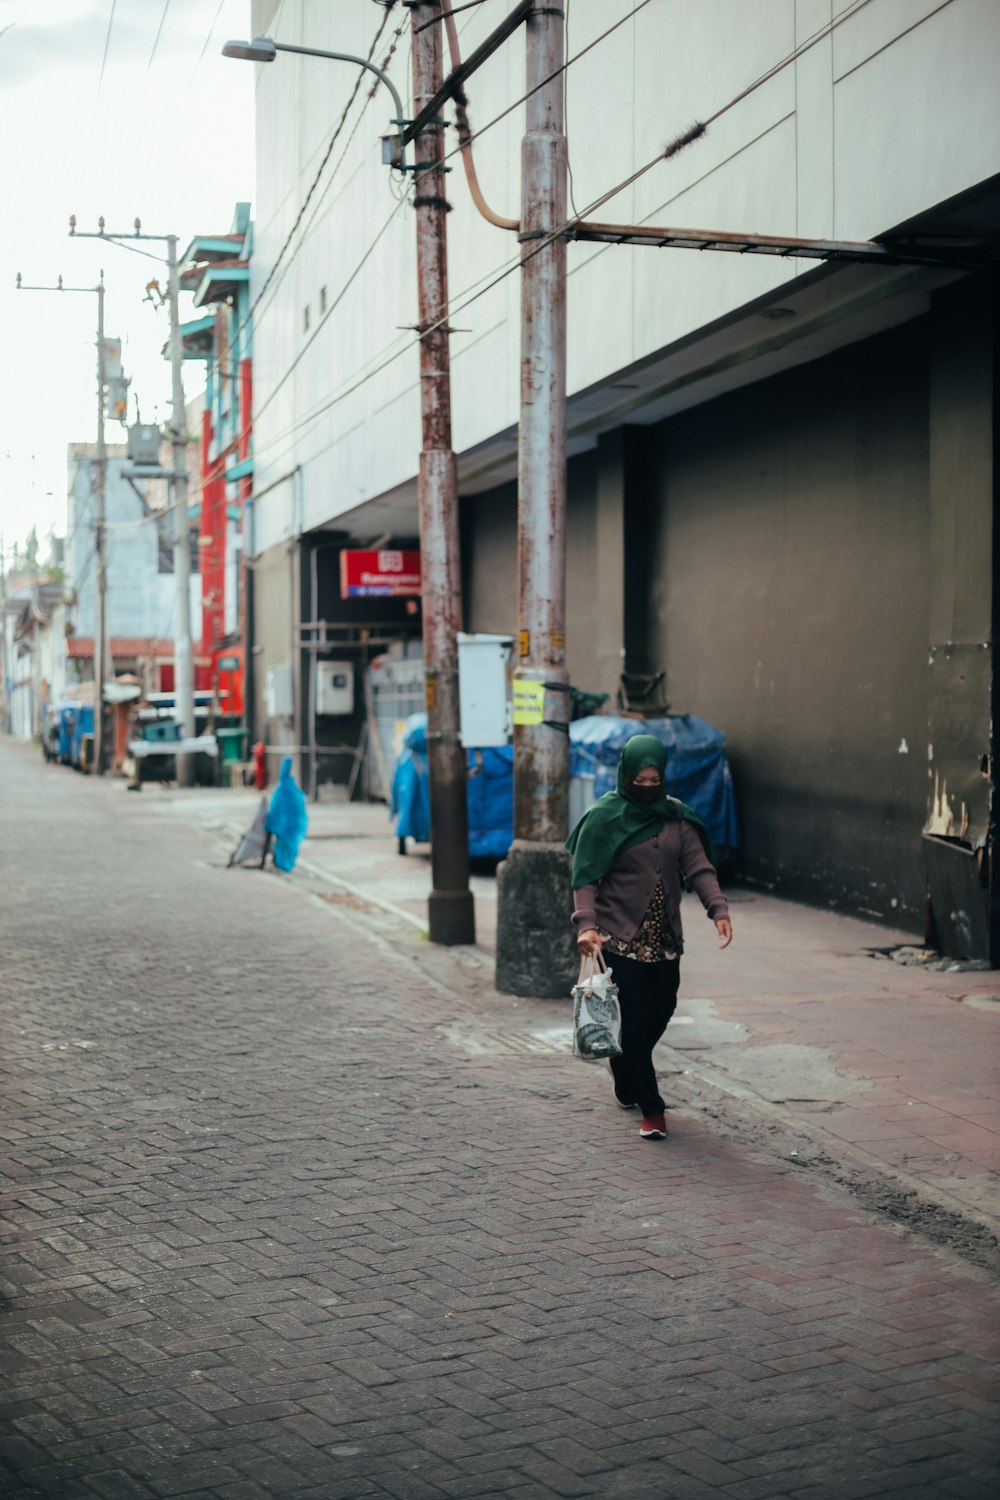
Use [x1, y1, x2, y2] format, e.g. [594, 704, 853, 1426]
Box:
[639, 1113, 667, 1139]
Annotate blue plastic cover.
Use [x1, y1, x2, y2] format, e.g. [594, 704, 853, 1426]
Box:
[266, 756, 309, 872]
[569, 714, 740, 848]
[391, 715, 431, 843]
[390, 713, 514, 858]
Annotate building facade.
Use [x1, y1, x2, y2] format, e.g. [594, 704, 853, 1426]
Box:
[66, 437, 201, 693]
[179, 203, 254, 718]
[246, 0, 999, 949]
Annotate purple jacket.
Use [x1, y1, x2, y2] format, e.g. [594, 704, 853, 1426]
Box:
[572, 820, 729, 955]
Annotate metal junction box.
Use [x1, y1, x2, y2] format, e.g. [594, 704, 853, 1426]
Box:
[315, 661, 355, 716]
[457, 633, 513, 748]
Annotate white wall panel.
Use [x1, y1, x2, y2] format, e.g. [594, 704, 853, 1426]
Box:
[832, 0, 1000, 238]
[249, 0, 998, 550]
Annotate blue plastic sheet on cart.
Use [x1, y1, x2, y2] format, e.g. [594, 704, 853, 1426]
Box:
[393, 711, 738, 856]
[391, 713, 515, 858]
[569, 715, 739, 848]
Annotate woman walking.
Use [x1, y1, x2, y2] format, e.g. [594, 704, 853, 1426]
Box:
[566, 735, 733, 1140]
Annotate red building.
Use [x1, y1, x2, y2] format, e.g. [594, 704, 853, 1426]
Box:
[178, 203, 253, 718]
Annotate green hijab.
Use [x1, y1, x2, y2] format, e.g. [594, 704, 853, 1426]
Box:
[565, 733, 714, 889]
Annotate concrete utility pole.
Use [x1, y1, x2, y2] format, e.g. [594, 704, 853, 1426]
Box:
[15, 270, 110, 774]
[70, 220, 195, 786]
[94, 279, 110, 776]
[165, 233, 195, 788]
[409, 0, 475, 946]
[495, 0, 576, 997]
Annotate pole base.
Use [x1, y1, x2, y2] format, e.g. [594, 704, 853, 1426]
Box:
[428, 888, 476, 946]
[495, 840, 577, 998]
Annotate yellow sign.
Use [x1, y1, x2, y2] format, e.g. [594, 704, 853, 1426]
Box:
[425, 671, 438, 711]
[517, 629, 530, 658]
[512, 679, 545, 726]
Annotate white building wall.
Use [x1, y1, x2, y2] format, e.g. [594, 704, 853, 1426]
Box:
[250, 0, 1000, 554]
[36, 603, 69, 706]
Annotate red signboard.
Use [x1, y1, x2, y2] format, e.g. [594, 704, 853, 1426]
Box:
[340, 549, 422, 599]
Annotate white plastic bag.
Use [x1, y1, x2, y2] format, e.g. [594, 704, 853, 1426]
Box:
[572, 951, 622, 1062]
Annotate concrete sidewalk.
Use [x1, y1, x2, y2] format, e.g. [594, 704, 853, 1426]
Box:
[146, 779, 1000, 1240]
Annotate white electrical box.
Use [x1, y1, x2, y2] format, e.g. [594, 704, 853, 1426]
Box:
[315, 660, 355, 716]
[457, 633, 513, 748]
[265, 663, 294, 718]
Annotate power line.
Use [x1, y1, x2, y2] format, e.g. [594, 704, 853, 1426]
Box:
[250, 233, 526, 469]
[253, 188, 413, 426]
[206, 1, 397, 378]
[439, 0, 655, 170]
[147, 0, 171, 71]
[189, 0, 226, 91]
[189, 7, 410, 484]
[701, 0, 876, 130]
[247, 0, 883, 486]
[97, 0, 118, 97]
[267, 16, 411, 292]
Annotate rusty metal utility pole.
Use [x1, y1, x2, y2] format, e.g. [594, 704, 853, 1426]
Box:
[410, 0, 476, 946]
[495, 0, 576, 997]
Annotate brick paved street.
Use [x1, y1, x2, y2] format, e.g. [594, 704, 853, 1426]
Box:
[2, 738, 999, 1500]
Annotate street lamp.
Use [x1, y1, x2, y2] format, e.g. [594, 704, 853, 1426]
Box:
[220, 38, 277, 62]
[222, 36, 407, 168]
[223, 9, 476, 946]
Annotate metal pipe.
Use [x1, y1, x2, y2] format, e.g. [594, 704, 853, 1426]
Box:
[272, 41, 406, 132]
[514, 0, 569, 843]
[410, 0, 475, 945]
[443, 6, 519, 231]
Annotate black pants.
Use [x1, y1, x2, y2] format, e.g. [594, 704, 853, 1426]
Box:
[608, 953, 681, 1116]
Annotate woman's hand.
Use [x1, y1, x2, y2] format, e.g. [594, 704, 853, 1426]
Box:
[577, 928, 603, 956]
[716, 918, 733, 949]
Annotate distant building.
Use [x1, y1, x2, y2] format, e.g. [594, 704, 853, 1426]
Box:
[65, 434, 200, 693]
[0, 572, 67, 740]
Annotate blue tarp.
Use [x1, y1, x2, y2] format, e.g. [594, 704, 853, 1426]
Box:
[569, 714, 740, 849]
[391, 714, 515, 859]
[266, 756, 309, 872]
[392, 711, 738, 855]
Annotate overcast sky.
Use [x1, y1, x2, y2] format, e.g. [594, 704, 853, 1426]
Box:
[0, 0, 256, 562]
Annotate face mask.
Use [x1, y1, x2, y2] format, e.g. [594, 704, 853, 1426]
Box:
[629, 783, 661, 805]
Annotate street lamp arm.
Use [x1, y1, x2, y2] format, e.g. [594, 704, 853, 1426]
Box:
[270, 41, 406, 126]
